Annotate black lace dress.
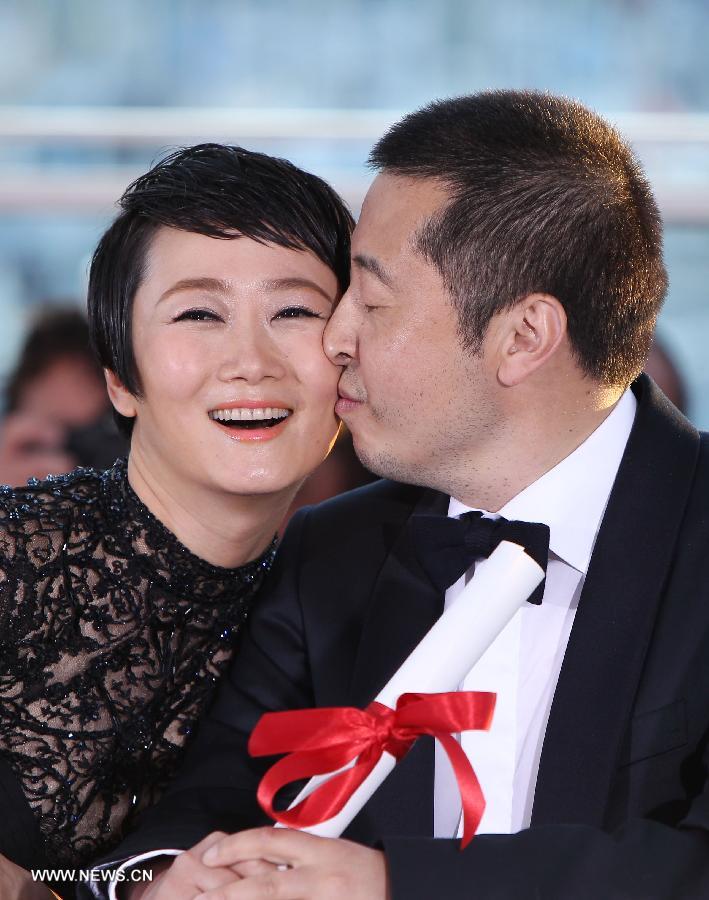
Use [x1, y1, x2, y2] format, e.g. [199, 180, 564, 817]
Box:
[0, 459, 276, 871]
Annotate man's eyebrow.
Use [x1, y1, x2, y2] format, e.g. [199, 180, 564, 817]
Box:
[260, 277, 336, 304]
[352, 253, 394, 289]
[157, 277, 231, 304]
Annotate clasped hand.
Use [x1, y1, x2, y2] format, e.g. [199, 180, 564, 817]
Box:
[137, 829, 390, 900]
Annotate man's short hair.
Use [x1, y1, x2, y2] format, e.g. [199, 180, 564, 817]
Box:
[88, 143, 355, 436]
[369, 90, 667, 387]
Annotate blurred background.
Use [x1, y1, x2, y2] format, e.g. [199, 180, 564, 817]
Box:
[0, 0, 707, 491]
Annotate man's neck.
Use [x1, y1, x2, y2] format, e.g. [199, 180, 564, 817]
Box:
[448, 382, 627, 513]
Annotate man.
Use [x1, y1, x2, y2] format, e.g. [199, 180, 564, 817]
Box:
[102, 91, 709, 899]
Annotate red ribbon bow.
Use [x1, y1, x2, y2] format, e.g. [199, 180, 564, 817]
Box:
[249, 690, 496, 849]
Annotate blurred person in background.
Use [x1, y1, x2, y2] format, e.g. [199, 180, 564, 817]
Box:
[0, 142, 353, 899]
[0, 307, 127, 486]
[644, 335, 689, 414]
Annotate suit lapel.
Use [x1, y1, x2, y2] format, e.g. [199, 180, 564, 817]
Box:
[532, 376, 701, 826]
[346, 487, 448, 840]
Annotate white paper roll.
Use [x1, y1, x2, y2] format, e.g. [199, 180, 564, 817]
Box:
[276, 540, 544, 837]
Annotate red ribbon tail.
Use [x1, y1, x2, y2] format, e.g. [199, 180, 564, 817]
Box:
[436, 732, 487, 849]
[257, 745, 380, 829]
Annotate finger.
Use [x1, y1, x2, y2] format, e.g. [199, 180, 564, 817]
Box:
[161, 854, 241, 897]
[196, 865, 307, 900]
[154, 835, 243, 898]
[202, 827, 321, 868]
[229, 859, 280, 878]
[191, 832, 232, 855]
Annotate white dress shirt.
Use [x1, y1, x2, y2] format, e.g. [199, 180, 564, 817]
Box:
[434, 389, 637, 838]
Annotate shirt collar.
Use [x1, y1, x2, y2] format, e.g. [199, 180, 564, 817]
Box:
[448, 389, 637, 575]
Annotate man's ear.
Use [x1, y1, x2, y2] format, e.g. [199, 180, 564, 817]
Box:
[496, 293, 567, 387]
[104, 368, 138, 420]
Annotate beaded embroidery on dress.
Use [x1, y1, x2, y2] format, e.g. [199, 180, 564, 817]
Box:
[0, 459, 276, 867]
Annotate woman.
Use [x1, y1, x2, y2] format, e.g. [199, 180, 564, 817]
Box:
[0, 143, 353, 893]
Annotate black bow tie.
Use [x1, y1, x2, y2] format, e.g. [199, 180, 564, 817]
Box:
[409, 510, 550, 604]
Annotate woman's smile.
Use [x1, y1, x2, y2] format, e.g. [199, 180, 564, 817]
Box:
[208, 402, 294, 441]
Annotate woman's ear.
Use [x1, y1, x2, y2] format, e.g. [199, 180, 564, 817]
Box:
[104, 368, 138, 420]
[497, 293, 567, 387]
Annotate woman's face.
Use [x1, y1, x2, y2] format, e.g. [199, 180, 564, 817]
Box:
[114, 226, 342, 499]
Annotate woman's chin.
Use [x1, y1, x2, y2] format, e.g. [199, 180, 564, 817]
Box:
[211, 470, 309, 500]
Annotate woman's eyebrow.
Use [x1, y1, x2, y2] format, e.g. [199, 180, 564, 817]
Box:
[260, 277, 336, 303]
[157, 277, 231, 304]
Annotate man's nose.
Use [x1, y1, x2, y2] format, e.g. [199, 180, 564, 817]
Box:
[324, 292, 357, 365]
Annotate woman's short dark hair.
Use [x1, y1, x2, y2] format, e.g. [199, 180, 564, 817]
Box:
[369, 90, 668, 387]
[88, 143, 354, 436]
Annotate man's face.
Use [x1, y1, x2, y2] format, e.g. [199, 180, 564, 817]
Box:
[324, 173, 502, 493]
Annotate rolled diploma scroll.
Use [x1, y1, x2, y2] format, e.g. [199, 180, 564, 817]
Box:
[275, 539, 544, 837]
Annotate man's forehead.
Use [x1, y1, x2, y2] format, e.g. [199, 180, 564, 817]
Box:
[354, 173, 450, 259]
[360, 172, 450, 221]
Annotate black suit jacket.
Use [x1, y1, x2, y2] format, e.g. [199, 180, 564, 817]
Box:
[108, 376, 709, 899]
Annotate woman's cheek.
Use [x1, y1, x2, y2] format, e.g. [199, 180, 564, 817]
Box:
[289, 331, 341, 400]
[310, 356, 341, 406]
[146, 334, 208, 396]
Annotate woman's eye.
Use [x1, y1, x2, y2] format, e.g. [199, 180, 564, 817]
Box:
[173, 308, 221, 323]
[274, 306, 324, 320]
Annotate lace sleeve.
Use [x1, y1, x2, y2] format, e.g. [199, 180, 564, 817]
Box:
[0, 485, 81, 864]
[0, 485, 69, 651]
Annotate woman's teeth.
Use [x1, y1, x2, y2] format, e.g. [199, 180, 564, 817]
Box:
[208, 407, 291, 429]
